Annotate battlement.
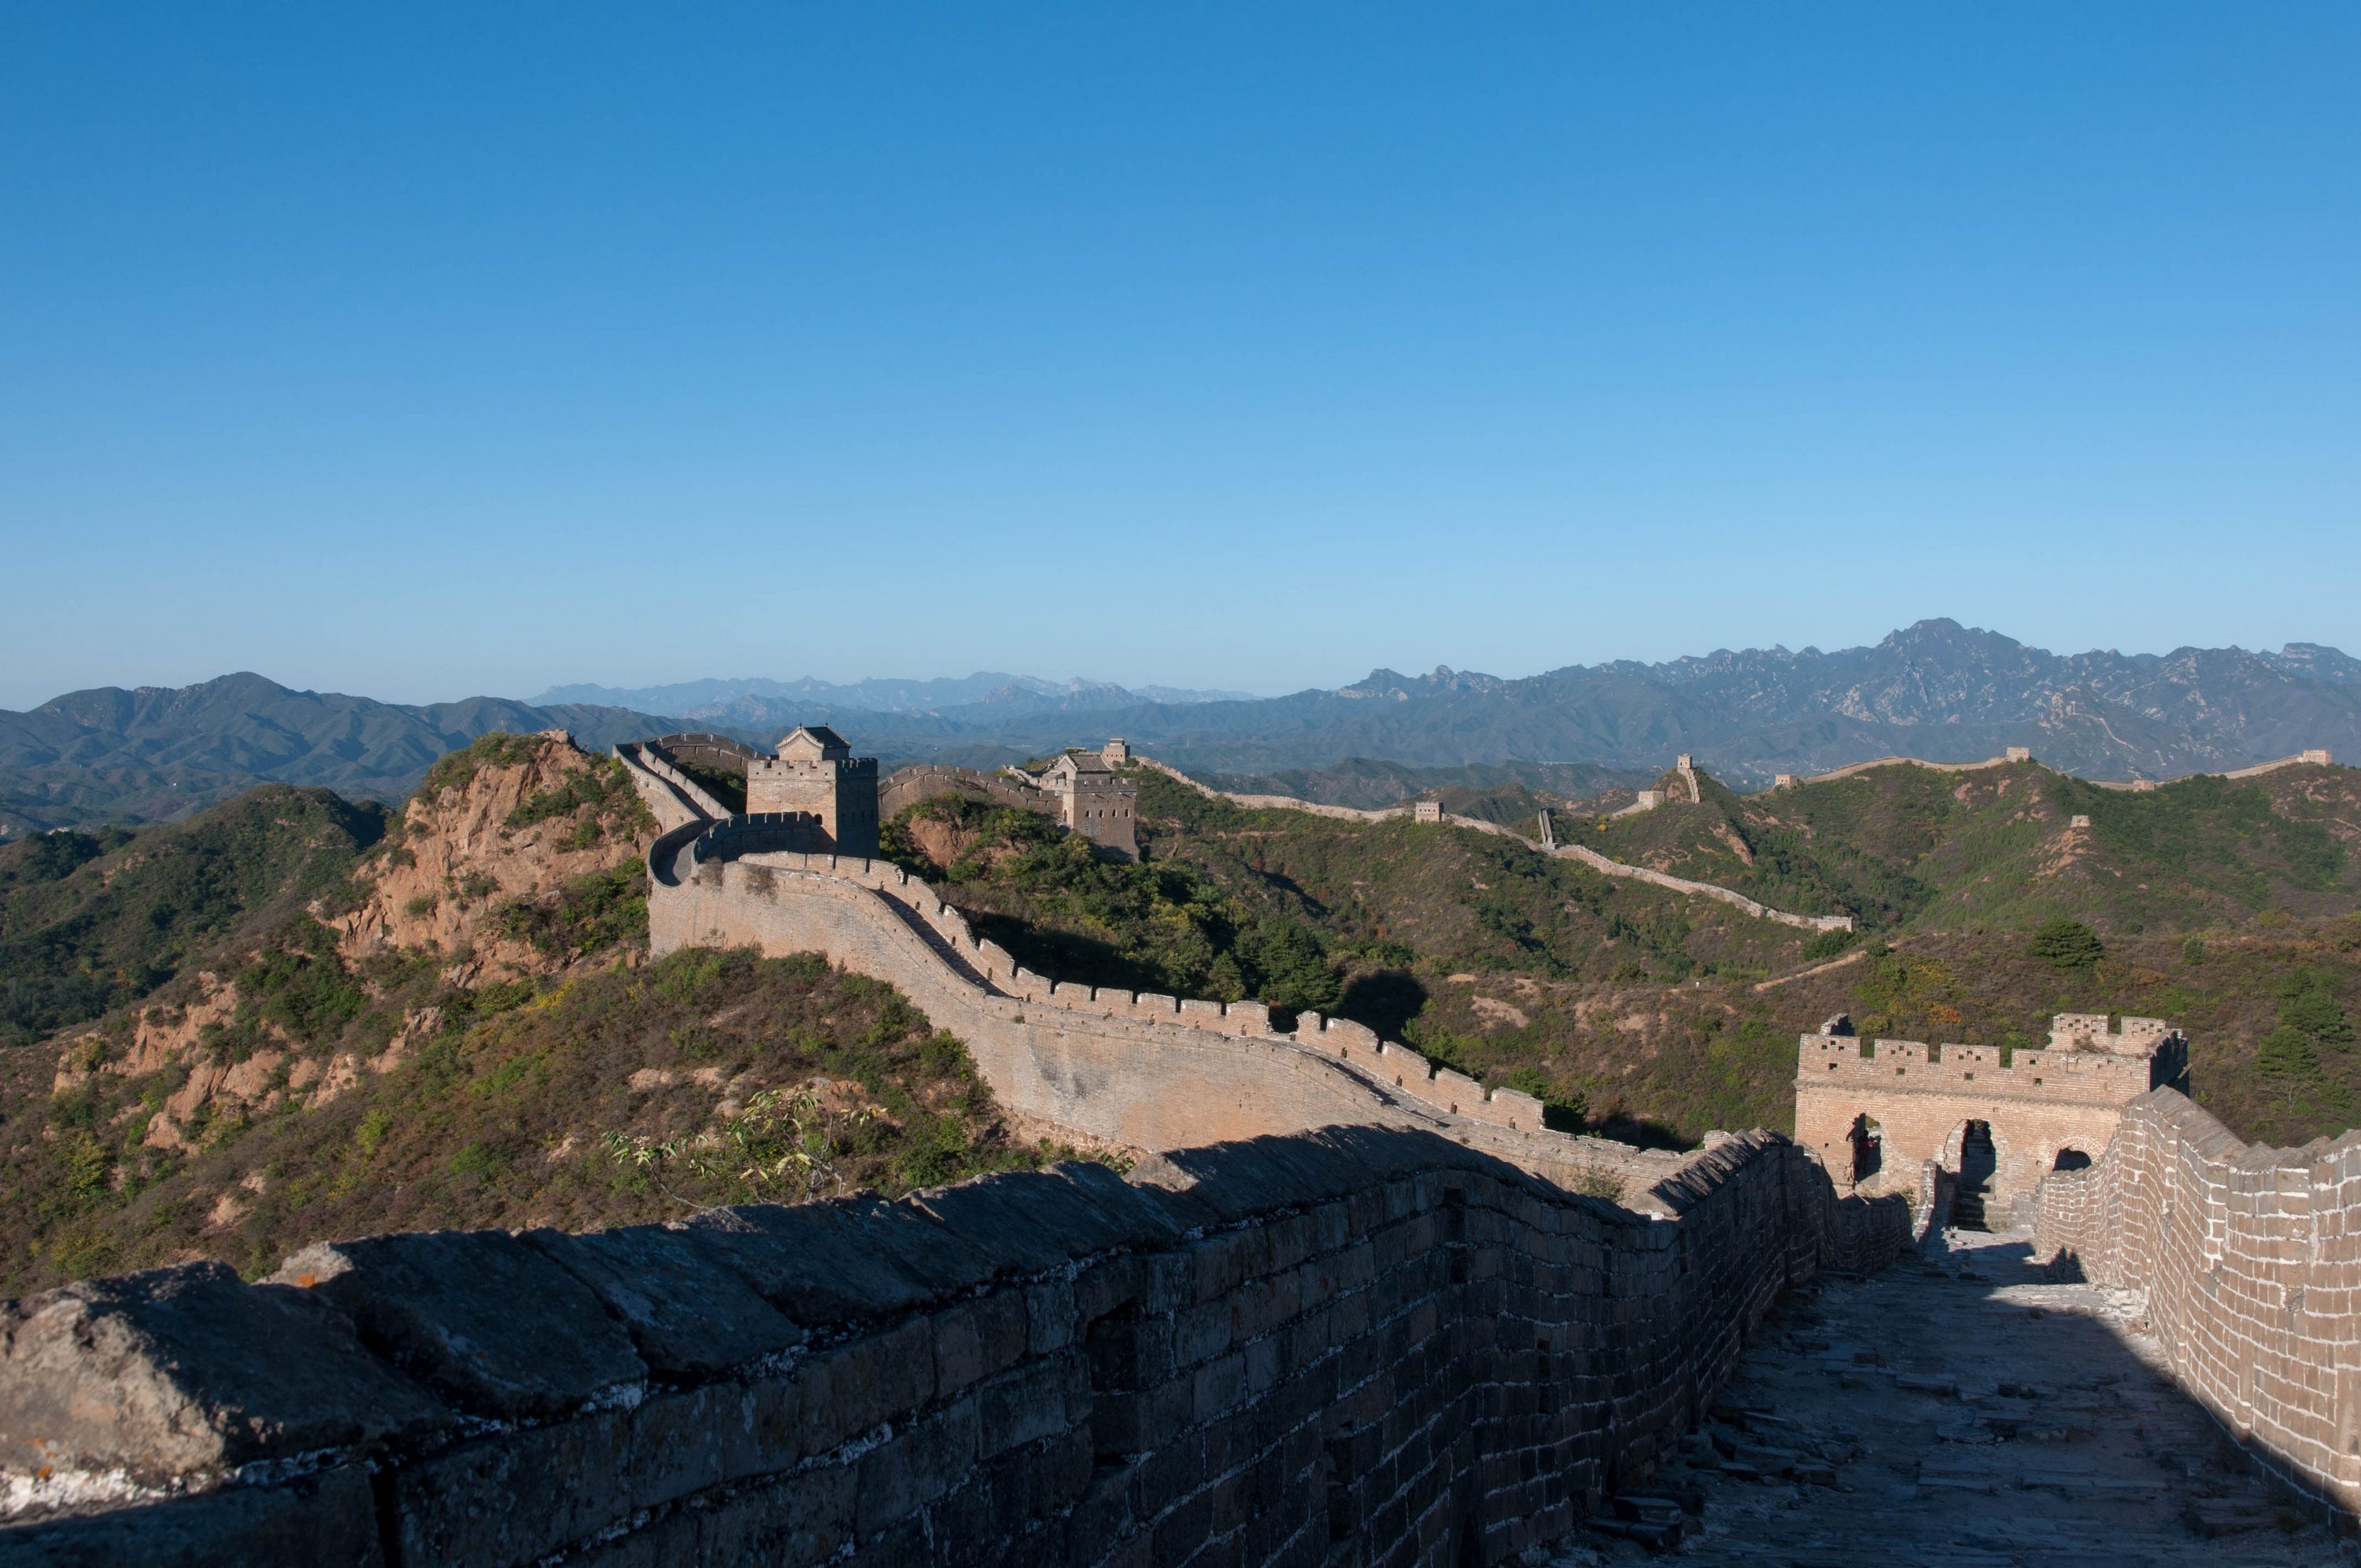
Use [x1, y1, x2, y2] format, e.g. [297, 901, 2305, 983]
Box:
[1794, 1009, 2180, 1216]
[2048, 1011, 2176, 1055]
[1795, 1031, 2152, 1105]
[645, 828, 1597, 1176]
[745, 726, 880, 857]
[0, 1123, 1910, 1563]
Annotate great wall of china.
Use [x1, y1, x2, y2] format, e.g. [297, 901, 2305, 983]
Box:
[2, 731, 2355, 1561]
[1133, 756, 1854, 935]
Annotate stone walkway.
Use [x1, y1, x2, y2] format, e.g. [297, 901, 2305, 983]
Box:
[1562, 1228, 2352, 1567]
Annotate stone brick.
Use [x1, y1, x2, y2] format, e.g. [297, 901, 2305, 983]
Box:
[0, 1464, 382, 1567]
[684, 1199, 942, 1324]
[274, 1230, 644, 1420]
[524, 1224, 804, 1374]
[0, 1260, 448, 1477]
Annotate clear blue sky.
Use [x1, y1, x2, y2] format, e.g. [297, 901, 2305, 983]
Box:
[5, 5, 2357, 710]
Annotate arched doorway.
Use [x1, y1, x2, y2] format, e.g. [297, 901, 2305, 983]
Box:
[1951, 1120, 1997, 1230]
[2052, 1148, 2092, 1172]
[1848, 1113, 1883, 1184]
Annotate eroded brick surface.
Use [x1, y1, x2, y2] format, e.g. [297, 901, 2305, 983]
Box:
[0, 1128, 1909, 1566]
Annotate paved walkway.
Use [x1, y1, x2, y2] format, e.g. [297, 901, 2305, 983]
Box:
[1561, 1229, 2352, 1566]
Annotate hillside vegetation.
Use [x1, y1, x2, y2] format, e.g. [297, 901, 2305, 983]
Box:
[0, 788, 390, 1050]
[1552, 759, 2359, 935]
[891, 759, 2361, 1152]
[0, 734, 1063, 1293]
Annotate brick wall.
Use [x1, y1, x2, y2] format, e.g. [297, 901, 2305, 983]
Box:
[647, 841, 1635, 1183]
[2032, 1089, 2361, 1518]
[878, 765, 1059, 822]
[1794, 1030, 2153, 1214]
[0, 1125, 1909, 1564]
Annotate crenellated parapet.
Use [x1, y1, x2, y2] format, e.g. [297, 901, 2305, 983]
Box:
[2034, 1090, 2361, 1522]
[647, 831, 1593, 1174]
[1794, 1012, 2180, 1219]
[0, 1125, 1911, 1562]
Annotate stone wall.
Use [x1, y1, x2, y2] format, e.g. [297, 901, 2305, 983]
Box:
[0, 1125, 1910, 1564]
[646, 832, 1670, 1188]
[1794, 1027, 2159, 1216]
[1542, 842, 1853, 934]
[1133, 758, 1849, 932]
[877, 765, 1057, 824]
[616, 740, 733, 828]
[2032, 1089, 2361, 1519]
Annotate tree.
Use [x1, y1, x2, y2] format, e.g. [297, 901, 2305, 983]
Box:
[2278, 980, 2354, 1050]
[2029, 917, 2104, 970]
[2257, 1025, 2320, 1087]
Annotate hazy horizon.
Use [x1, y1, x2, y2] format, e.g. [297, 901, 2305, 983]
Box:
[7, 616, 2355, 715]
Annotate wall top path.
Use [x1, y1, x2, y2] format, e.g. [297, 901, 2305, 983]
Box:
[2031, 1087, 2361, 1522]
[0, 1123, 1910, 1562]
[1786, 748, 2336, 791]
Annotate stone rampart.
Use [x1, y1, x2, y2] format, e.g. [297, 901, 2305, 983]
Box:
[1790, 753, 2030, 787]
[1135, 758, 1850, 932]
[0, 1124, 1910, 1564]
[1132, 758, 1410, 823]
[2032, 1090, 2361, 1519]
[1541, 843, 1853, 934]
[615, 741, 732, 830]
[1792, 748, 2335, 791]
[1795, 1031, 2154, 1216]
[877, 764, 1058, 823]
[646, 838, 1644, 1183]
[652, 732, 764, 770]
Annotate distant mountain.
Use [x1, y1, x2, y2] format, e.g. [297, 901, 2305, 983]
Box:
[0, 673, 668, 834]
[731, 620, 2361, 784]
[10, 625, 2356, 832]
[532, 673, 1256, 718]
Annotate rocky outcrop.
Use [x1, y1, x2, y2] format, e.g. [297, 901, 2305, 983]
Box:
[54, 733, 659, 1159]
[338, 732, 656, 980]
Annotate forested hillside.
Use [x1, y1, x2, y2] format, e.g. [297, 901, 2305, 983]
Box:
[7, 727, 2358, 1295]
[889, 762, 2361, 1153]
[0, 736, 1064, 1293]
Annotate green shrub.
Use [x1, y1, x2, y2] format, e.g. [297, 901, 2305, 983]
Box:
[2030, 917, 2104, 970]
[1800, 928, 1856, 962]
[418, 734, 540, 802]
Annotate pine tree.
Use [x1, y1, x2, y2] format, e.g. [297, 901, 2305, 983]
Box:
[2257, 1025, 2320, 1083]
[2029, 917, 2104, 969]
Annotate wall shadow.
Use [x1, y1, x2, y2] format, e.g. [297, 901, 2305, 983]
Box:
[1336, 968, 1430, 1040]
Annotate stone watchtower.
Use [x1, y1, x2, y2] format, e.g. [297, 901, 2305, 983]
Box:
[745, 725, 880, 858]
[1035, 750, 1138, 859]
[1794, 1010, 2182, 1229]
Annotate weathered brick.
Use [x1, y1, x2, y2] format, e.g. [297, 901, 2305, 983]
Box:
[0, 1262, 446, 1477]
[274, 1230, 643, 1420]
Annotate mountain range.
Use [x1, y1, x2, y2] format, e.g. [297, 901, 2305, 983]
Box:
[656, 620, 2361, 783]
[0, 673, 665, 836]
[533, 673, 1257, 721]
[5, 622, 2356, 832]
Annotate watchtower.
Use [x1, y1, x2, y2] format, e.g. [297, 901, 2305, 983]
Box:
[1036, 751, 1138, 859]
[1794, 1010, 2182, 1230]
[745, 725, 880, 858]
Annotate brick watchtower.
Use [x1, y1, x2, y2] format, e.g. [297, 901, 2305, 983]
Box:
[745, 725, 880, 858]
[1794, 1010, 2182, 1229]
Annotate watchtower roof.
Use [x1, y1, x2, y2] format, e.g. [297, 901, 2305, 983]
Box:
[1043, 750, 1113, 780]
[776, 725, 852, 762]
